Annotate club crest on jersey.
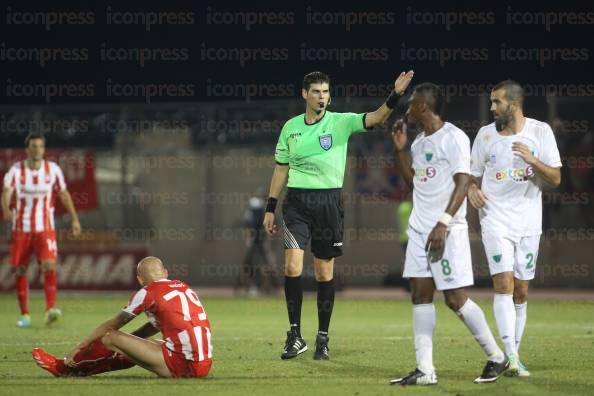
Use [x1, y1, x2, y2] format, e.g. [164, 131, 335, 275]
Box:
[492, 254, 502, 263]
[319, 134, 332, 150]
[425, 152, 433, 162]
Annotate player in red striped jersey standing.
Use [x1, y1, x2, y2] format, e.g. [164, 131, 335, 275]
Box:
[1, 133, 81, 328]
[31, 256, 213, 378]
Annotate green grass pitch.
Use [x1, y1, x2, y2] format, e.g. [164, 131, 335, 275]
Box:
[0, 294, 593, 395]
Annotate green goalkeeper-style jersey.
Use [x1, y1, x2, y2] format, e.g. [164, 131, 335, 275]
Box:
[274, 111, 368, 189]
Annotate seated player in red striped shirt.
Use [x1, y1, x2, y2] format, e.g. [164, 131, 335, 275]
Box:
[31, 256, 213, 378]
[1, 132, 81, 328]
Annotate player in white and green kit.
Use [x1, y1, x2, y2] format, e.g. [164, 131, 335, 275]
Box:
[263, 70, 414, 360]
[390, 83, 508, 385]
[469, 80, 562, 377]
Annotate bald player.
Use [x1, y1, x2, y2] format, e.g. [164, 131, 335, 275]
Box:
[31, 257, 213, 378]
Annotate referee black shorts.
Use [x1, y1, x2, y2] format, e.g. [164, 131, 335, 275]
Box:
[282, 188, 344, 259]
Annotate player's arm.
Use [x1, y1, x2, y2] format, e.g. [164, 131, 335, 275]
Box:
[467, 134, 488, 209]
[391, 119, 414, 191]
[364, 71, 414, 128]
[263, 164, 289, 235]
[425, 173, 470, 258]
[467, 176, 488, 209]
[1, 187, 13, 222]
[444, 173, 470, 218]
[512, 142, 561, 187]
[58, 190, 82, 236]
[64, 310, 135, 366]
[426, 132, 471, 260]
[130, 322, 160, 338]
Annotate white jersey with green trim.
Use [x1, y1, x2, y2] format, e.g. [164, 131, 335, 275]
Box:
[408, 122, 471, 234]
[470, 117, 562, 239]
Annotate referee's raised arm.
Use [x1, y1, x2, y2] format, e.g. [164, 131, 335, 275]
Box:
[364, 70, 414, 128]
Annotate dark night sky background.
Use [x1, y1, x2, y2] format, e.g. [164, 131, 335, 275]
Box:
[0, 0, 592, 105]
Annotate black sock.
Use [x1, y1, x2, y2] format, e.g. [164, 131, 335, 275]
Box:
[284, 276, 302, 337]
[317, 279, 335, 334]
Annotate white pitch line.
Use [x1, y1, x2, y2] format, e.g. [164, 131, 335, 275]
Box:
[200, 334, 594, 341]
[0, 341, 72, 346]
[2, 334, 593, 347]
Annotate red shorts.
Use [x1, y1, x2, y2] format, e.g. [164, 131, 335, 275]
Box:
[10, 230, 58, 267]
[162, 346, 212, 378]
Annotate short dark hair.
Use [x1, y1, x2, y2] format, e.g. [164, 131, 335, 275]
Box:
[492, 79, 524, 107]
[24, 132, 45, 147]
[413, 82, 445, 116]
[302, 71, 330, 91]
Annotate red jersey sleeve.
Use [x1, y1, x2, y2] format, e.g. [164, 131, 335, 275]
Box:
[51, 162, 67, 192]
[122, 287, 149, 316]
[3, 165, 17, 189]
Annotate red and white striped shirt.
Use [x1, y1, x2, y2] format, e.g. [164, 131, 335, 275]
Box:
[2, 160, 66, 232]
[123, 279, 213, 362]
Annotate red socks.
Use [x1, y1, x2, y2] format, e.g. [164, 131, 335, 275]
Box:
[73, 339, 115, 363]
[15, 270, 57, 313]
[15, 274, 29, 315]
[60, 339, 135, 376]
[44, 269, 57, 310]
[15, 270, 58, 314]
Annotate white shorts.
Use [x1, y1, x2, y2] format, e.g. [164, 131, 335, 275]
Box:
[402, 227, 474, 291]
[481, 232, 541, 280]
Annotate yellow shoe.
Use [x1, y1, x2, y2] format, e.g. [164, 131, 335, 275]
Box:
[45, 308, 62, 325]
[17, 314, 31, 328]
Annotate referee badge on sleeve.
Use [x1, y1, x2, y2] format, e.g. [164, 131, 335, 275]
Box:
[319, 134, 332, 150]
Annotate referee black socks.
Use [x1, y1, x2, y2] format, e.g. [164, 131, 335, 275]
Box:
[285, 276, 335, 337]
[317, 279, 335, 334]
[284, 276, 303, 336]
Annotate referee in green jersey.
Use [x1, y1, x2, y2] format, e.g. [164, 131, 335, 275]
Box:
[263, 70, 414, 360]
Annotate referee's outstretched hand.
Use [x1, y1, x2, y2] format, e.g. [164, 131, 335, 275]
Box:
[394, 70, 414, 95]
[263, 212, 277, 235]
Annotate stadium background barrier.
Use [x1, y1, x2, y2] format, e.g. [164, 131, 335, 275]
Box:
[0, 96, 592, 289]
